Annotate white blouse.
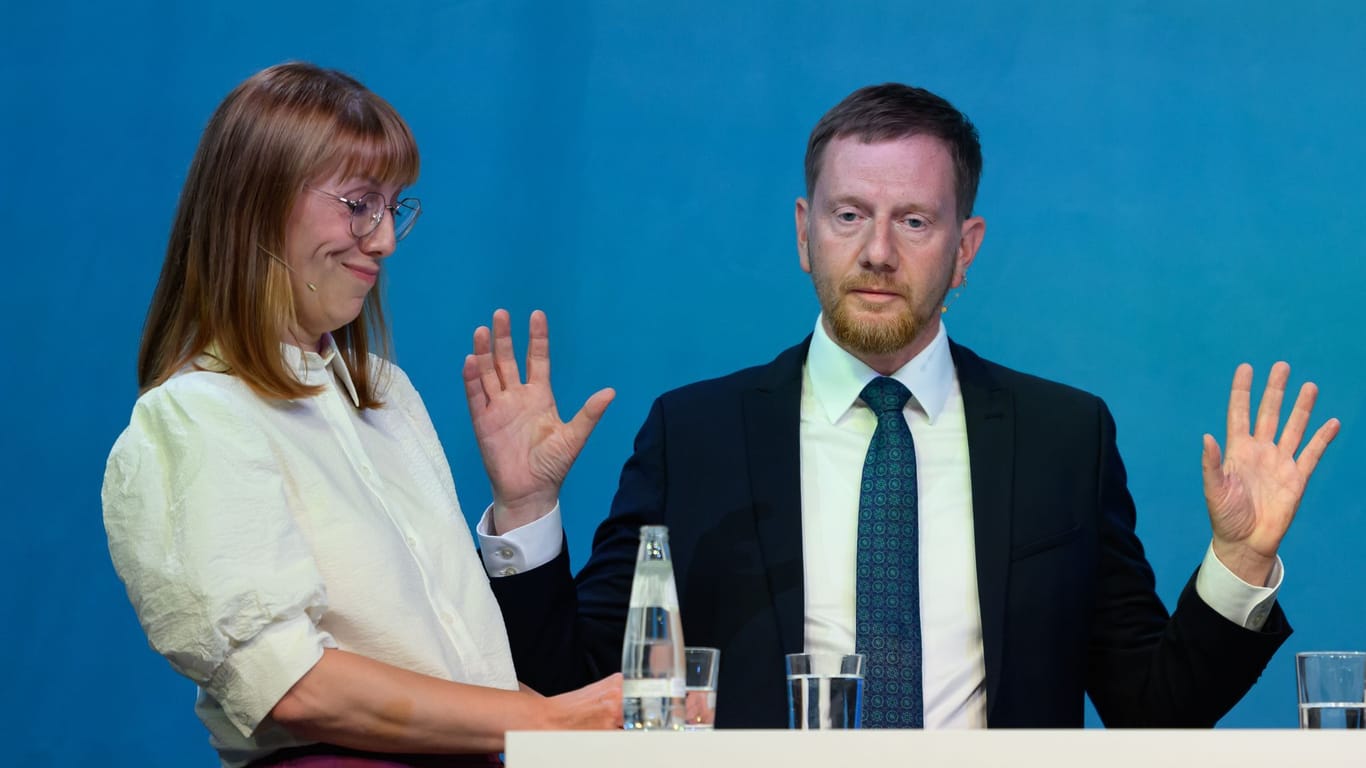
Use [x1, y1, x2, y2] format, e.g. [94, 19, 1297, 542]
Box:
[102, 337, 516, 767]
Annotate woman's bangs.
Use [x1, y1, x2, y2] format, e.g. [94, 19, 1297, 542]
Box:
[327, 106, 420, 190]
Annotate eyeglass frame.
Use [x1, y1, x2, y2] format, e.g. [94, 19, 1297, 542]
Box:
[306, 185, 422, 241]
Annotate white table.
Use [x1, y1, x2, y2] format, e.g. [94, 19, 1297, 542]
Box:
[506, 729, 1361, 767]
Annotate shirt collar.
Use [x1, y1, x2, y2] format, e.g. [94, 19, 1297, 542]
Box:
[323, 334, 362, 407]
[196, 334, 361, 407]
[295, 333, 361, 407]
[806, 315, 955, 425]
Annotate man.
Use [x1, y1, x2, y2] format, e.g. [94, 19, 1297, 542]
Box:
[462, 84, 1339, 727]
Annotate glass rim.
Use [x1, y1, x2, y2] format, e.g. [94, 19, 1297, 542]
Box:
[1296, 651, 1366, 658]
[784, 651, 866, 679]
[785, 652, 866, 660]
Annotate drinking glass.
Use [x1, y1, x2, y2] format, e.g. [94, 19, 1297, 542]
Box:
[683, 647, 720, 730]
[1297, 651, 1366, 728]
[785, 652, 864, 729]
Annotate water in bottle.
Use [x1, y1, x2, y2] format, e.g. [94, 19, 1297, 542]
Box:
[621, 525, 686, 730]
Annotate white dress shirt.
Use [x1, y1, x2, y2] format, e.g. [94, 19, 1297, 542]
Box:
[801, 316, 986, 726]
[104, 338, 517, 768]
[482, 317, 1282, 727]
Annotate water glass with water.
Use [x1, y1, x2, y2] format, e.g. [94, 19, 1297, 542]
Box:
[786, 652, 865, 729]
[683, 646, 720, 730]
[1297, 651, 1366, 728]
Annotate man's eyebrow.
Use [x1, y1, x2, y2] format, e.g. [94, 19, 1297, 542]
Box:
[825, 193, 871, 207]
[825, 193, 936, 213]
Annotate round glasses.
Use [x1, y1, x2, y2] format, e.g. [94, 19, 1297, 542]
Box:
[309, 186, 422, 241]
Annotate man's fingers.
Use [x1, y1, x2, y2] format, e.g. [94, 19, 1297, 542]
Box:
[1226, 363, 1254, 439]
[1252, 361, 1290, 441]
[583, 387, 617, 423]
[527, 309, 551, 383]
[491, 308, 521, 388]
[462, 353, 488, 415]
[472, 325, 502, 397]
[471, 321, 492, 356]
[566, 387, 616, 446]
[1278, 380, 1319, 457]
[1295, 418, 1342, 479]
[1200, 433, 1224, 502]
[1200, 433, 1232, 519]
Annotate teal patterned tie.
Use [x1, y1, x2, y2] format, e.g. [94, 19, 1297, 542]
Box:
[856, 376, 923, 728]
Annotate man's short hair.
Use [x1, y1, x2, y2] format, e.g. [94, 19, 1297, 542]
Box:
[804, 83, 983, 220]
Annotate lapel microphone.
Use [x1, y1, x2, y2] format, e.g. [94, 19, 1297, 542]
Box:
[258, 245, 317, 292]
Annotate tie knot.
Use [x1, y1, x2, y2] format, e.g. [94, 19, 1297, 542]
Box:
[860, 376, 911, 417]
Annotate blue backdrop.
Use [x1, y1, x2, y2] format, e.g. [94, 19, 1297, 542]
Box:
[3, 1, 1363, 763]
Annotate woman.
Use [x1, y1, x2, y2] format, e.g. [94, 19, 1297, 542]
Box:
[102, 62, 620, 768]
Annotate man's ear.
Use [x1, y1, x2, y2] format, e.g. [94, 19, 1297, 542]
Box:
[952, 215, 986, 286]
[796, 197, 812, 273]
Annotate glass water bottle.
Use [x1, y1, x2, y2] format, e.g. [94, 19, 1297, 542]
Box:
[621, 525, 686, 730]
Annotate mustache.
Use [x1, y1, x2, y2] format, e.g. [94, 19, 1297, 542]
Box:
[839, 275, 909, 299]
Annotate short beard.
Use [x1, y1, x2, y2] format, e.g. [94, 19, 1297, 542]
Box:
[813, 265, 948, 358]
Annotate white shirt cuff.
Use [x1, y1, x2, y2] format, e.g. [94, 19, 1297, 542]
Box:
[477, 503, 565, 577]
[1194, 541, 1282, 631]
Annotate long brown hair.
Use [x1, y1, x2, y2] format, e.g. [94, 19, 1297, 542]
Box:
[138, 62, 419, 408]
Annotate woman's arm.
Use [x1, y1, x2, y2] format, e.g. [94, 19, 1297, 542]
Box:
[271, 648, 622, 754]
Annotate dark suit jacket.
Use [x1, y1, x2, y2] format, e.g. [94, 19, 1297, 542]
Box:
[491, 337, 1290, 727]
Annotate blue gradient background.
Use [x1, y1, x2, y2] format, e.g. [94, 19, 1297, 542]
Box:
[2, 1, 1363, 763]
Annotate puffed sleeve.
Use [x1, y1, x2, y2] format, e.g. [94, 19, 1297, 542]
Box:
[101, 378, 334, 737]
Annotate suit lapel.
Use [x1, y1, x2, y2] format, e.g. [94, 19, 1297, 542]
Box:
[951, 341, 1015, 723]
[742, 337, 811, 657]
